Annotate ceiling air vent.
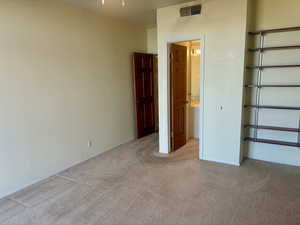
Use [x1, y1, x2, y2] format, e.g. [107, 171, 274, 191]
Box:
[180, 5, 202, 17]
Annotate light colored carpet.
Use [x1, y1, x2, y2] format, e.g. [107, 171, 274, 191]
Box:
[1, 133, 300, 225]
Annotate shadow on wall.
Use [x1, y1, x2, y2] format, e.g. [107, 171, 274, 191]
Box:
[248, 0, 259, 31]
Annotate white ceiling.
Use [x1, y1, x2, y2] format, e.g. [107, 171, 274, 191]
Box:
[60, 0, 192, 27]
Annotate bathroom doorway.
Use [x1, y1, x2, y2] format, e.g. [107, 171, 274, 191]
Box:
[170, 40, 202, 153]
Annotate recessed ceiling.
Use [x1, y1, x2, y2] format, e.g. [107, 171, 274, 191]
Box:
[60, 0, 192, 27]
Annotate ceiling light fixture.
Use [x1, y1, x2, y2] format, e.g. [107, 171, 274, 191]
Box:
[97, 0, 126, 7]
[191, 49, 201, 56]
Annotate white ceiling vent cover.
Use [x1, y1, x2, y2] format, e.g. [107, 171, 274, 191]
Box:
[180, 5, 202, 17]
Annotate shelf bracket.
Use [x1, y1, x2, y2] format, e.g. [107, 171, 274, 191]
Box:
[298, 117, 300, 147]
[254, 33, 264, 139]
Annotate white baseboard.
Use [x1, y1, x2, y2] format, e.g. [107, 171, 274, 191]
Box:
[201, 157, 241, 166]
[245, 155, 300, 167]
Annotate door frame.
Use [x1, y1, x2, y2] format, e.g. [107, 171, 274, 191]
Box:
[167, 37, 206, 160]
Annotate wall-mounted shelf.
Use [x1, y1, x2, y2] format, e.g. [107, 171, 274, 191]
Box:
[249, 26, 300, 35]
[245, 125, 300, 133]
[245, 26, 300, 150]
[245, 84, 300, 88]
[249, 45, 300, 52]
[247, 65, 300, 70]
[245, 105, 300, 110]
[245, 137, 300, 148]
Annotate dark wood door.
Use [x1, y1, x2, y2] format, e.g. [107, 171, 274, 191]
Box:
[170, 44, 187, 151]
[133, 53, 156, 139]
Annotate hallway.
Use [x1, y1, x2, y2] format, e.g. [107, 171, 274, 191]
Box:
[1, 134, 300, 225]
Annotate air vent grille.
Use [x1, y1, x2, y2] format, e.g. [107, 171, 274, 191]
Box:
[180, 5, 202, 17]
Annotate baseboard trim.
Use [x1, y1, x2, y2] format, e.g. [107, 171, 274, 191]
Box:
[201, 157, 241, 167]
[0, 138, 134, 200]
[245, 156, 300, 167]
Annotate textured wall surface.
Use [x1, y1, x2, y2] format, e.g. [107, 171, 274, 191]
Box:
[157, 0, 248, 165]
[0, 0, 146, 197]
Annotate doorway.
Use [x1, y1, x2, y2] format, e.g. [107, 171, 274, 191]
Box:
[170, 40, 202, 153]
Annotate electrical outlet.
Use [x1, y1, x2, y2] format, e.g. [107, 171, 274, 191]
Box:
[88, 140, 92, 148]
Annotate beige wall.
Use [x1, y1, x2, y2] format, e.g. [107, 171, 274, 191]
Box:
[244, 0, 300, 166]
[146, 28, 158, 54]
[0, 0, 146, 197]
[248, 0, 300, 31]
[157, 0, 248, 165]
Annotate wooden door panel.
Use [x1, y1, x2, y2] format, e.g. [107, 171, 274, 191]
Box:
[134, 53, 156, 138]
[170, 44, 187, 151]
[174, 106, 185, 134]
[173, 105, 186, 150]
[174, 67, 186, 100]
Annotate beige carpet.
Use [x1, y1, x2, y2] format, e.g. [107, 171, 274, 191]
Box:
[1, 133, 300, 225]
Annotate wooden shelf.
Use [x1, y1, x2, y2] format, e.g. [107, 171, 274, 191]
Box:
[245, 137, 300, 148]
[245, 105, 300, 110]
[249, 45, 300, 52]
[249, 26, 300, 35]
[246, 65, 300, 70]
[245, 125, 300, 133]
[245, 84, 300, 88]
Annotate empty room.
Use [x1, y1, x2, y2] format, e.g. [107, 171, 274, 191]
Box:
[1, 0, 300, 224]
